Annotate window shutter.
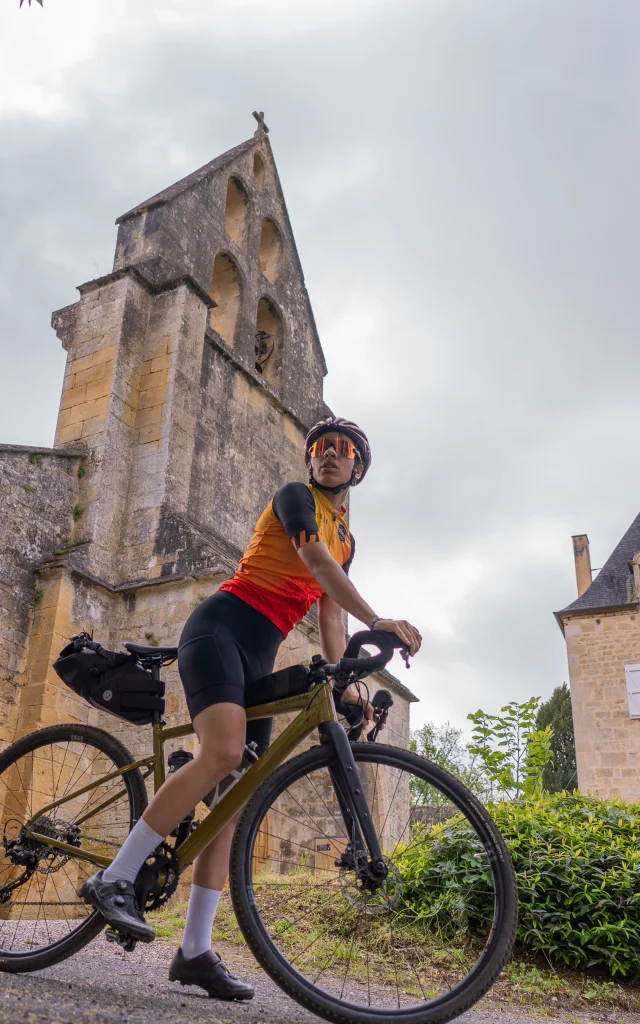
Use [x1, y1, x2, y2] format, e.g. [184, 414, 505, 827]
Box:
[625, 664, 640, 718]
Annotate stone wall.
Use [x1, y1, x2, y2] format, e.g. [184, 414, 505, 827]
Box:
[0, 445, 81, 747]
[563, 608, 640, 799]
[112, 137, 325, 429]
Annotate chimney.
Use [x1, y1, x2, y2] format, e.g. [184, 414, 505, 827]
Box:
[572, 534, 592, 597]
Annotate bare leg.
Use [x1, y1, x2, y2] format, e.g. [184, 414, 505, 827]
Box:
[143, 703, 247, 837]
[192, 812, 241, 890]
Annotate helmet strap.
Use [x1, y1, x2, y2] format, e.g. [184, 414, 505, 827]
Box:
[308, 467, 359, 495]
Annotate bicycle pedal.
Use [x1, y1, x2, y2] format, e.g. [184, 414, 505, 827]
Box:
[104, 927, 138, 952]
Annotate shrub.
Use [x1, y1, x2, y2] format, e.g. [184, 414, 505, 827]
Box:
[400, 792, 640, 978]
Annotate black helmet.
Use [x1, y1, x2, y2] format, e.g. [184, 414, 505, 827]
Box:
[304, 416, 371, 493]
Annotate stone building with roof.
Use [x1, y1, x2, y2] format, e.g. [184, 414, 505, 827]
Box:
[0, 119, 417, 861]
[556, 519, 640, 800]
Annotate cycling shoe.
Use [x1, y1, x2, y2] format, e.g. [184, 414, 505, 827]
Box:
[169, 948, 254, 1000]
[80, 871, 155, 943]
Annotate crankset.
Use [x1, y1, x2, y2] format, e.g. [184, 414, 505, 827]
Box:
[103, 844, 180, 954]
[136, 841, 180, 912]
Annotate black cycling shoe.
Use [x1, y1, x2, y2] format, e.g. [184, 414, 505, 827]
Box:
[79, 871, 155, 943]
[169, 948, 255, 1001]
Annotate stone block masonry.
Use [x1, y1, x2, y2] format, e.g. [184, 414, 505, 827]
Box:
[562, 609, 640, 799]
[0, 444, 82, 746]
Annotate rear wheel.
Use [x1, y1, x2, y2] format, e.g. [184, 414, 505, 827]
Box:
[0, 724, 148, 973]
[230, 742, 517, 1024]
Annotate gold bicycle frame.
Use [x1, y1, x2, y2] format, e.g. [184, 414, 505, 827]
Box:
[23, 681, 338, 873]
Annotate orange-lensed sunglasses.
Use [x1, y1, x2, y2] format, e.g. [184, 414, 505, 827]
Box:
[308, 436, 360, 459]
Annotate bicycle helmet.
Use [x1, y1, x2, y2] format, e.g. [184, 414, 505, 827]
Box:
[304, 416, 371, 494]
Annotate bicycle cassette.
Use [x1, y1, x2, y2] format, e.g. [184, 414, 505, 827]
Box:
[136, 842, 180, 912]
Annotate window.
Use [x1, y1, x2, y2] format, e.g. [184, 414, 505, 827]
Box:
[259, 219, 282, 284]
[210, 253, 241, 345]
[253, 152, 265, 190]
[224, 177, 248, 245]
[255, 297, 281, 384]
[625, 664, 640, 718]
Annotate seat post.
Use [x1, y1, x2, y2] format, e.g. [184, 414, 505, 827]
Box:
[151, 659, 164, 726]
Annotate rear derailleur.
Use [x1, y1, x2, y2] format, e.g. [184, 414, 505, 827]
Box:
[1, 817, 81, 904]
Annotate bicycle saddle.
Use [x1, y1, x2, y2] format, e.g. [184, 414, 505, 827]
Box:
[123, 642, 179, 657]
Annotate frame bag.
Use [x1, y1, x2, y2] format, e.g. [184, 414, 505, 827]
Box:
[53, 634, 165, 726]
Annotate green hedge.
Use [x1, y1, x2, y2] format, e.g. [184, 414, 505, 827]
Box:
[400, 792, 640, 978]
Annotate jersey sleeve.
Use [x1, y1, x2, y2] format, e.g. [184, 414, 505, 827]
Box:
[272, 483, 320, 549]
[342, 533, 355, 575]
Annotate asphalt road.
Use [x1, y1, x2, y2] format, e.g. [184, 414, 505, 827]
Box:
[0, 935, 622, 1024]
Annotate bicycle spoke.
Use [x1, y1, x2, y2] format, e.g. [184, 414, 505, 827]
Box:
[241, 745, 515, 1019]
[0, 730, 142, 958]
[278, 791, 348, 861]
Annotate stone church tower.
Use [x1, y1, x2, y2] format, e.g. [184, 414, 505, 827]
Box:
[0, 121, 415, 764]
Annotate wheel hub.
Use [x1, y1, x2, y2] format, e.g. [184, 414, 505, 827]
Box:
[339, 857, 403, 916]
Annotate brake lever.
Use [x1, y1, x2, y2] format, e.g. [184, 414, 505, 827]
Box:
[400, 647, 411, 669]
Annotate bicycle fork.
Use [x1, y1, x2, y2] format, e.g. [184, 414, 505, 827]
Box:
[319, 721, 387, 879]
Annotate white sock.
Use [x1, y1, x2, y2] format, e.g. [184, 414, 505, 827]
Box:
[102, 818, 164, 885]
[181, 884, 222, 960]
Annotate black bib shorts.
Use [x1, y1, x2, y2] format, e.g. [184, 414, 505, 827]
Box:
[177, 591, 284, 757]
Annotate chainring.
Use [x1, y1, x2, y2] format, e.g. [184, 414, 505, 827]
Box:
[137, 843, 180, 912]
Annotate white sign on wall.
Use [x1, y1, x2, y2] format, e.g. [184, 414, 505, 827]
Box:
[624, 664, 640, 718]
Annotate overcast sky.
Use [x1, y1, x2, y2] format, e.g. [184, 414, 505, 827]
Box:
[1, 0, 639, 733]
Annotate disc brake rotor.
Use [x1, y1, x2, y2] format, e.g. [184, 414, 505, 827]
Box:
[339, 858, 403, 916]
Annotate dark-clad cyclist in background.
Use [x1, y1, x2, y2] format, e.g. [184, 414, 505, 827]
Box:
[80, 417, 422, 1000]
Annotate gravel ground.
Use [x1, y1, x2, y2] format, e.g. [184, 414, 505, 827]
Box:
[0, 935, 635, 1024]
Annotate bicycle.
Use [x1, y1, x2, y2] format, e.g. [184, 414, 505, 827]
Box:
[0, 629, 518, 1024]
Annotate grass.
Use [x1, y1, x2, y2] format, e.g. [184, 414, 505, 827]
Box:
[149, 889, 243, 946]
[148, 873, 640, 1016]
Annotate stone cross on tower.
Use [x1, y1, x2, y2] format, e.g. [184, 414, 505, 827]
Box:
[252, 111, 269, 136]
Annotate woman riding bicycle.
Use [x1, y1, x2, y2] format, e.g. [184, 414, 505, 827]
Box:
[80, 416, 422, 1001]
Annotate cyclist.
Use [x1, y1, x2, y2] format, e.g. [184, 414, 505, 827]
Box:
[80, 416, 422, 1000]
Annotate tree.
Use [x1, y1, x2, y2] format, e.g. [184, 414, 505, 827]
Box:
[535, 683, 577, 793]
[410, 721, 489, 804]
[468, 698, 554, 802]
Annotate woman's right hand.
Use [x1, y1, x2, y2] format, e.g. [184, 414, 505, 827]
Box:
[372, 619, 422, 656]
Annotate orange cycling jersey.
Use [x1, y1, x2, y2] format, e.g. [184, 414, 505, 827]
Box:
[220, 483, 354, 636]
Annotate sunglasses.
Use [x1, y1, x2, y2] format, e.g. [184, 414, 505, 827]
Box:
[309, 436, 360, 459]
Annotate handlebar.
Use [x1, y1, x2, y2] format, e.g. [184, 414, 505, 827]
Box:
[313, 630, 410, 691]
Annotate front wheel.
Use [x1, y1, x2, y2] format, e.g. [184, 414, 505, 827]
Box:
[230, 742, 518, 1024]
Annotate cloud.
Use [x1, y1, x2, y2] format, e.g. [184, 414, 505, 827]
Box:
[2, 0, 640, 735]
